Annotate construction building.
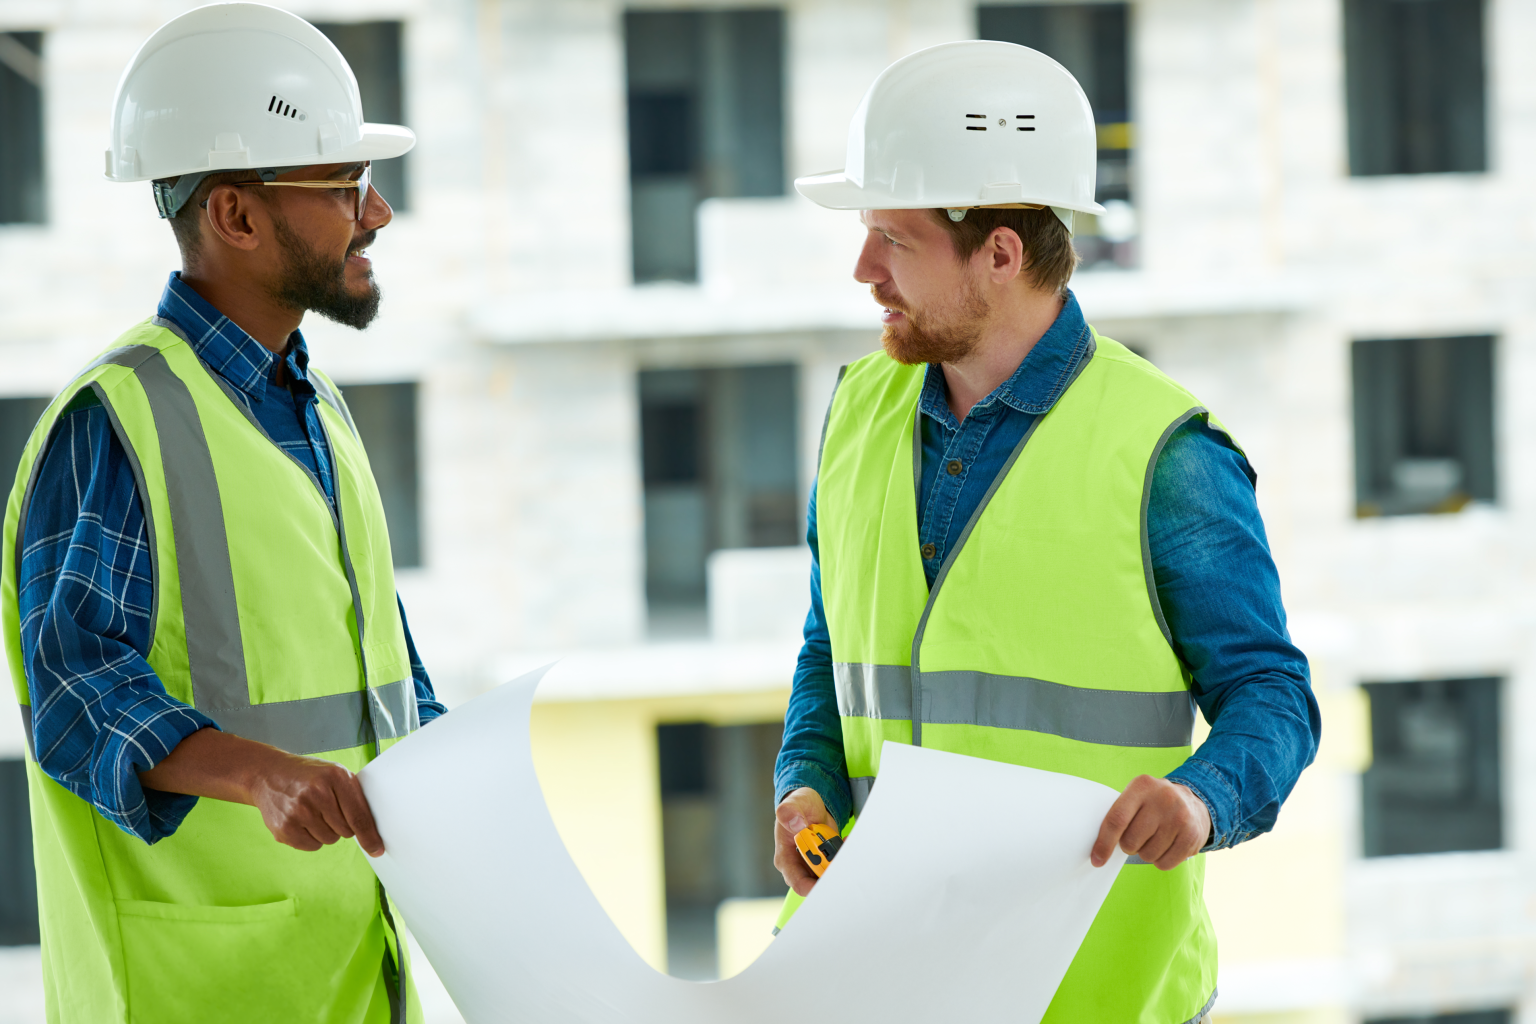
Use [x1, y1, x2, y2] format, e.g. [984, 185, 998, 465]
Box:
[0, 1, 1531, 1022]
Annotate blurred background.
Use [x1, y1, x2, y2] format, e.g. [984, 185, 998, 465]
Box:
[0, 0, 1530, 1021]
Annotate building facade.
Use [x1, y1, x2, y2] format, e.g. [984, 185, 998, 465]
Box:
[1, 1, 1534, 1021]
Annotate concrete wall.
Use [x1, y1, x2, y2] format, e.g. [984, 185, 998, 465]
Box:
[4, 0, 1536, 1020]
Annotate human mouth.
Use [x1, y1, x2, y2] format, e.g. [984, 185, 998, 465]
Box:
[881, 307, 906, 324]
[346, 243, 371, 267]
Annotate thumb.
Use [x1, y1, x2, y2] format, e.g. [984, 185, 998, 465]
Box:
[776, 801, 808, 836]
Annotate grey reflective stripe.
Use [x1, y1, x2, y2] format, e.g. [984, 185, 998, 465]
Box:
[134, 352, 252, 714]
[849, 776, 874, 816]
[17, 705, 34, 761]
[308, 372, 359, 438]
[209, 678, 415, 756]
[122, 344, 412, 754]
[1182, 988, 1218, 1024]
[835, 662, 1194, 748]
[834, 662, 911, 719]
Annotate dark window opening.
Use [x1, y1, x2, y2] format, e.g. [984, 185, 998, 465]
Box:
[0, 759, 39, 945]
[1367, 1010, 1512, 1024]
[657, 721, 783, 980]
[1362, 677, 1501, 858]
[1344, 0, 1486, 176]
[0, 31, 45, 225]
[1351, 335, 1495, 517]
[639, 365, 798, 633]
[624, 9, 785, 283]
[341, 382, 421, 568]
[314, 21, 409, 211]
[978, 4, 1133, 268]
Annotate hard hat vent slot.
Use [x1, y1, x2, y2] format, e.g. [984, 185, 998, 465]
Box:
[1017, 115, 1035, 132]
[266, 95, 307, 122]
[965, 114, 988, 131]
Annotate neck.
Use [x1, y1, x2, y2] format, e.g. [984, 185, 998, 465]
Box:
[941, 288, 1065, 422]
[179, 267, 301, 357]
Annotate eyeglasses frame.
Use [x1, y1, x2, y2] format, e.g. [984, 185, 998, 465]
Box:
[206, 163, 373, 220]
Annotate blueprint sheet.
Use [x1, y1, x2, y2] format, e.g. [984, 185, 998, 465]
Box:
[359, 666, 1128, 1023]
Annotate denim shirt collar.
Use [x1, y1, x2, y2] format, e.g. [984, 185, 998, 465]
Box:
[917, 289, 1095, 428]
[156, 272, 313, 402]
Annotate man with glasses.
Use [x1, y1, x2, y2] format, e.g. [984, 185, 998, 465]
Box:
[2, 6, 436, 1022]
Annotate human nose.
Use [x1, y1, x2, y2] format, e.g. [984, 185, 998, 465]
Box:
[360, 184, 393, 229]
[852, 230, 886, 286]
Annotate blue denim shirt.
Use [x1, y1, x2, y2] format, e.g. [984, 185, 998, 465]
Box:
[15, 273, 445, 844]
[775, 292, 1320, 851]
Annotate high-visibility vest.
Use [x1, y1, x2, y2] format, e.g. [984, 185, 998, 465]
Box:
[1, 319, 421, 1023]
[816, 332, 1225, 1024]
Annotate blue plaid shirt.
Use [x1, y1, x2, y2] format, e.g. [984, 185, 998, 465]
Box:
[16, 273, 445, 844]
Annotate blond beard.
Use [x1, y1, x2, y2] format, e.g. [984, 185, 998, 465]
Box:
[878, 278, 991, 366]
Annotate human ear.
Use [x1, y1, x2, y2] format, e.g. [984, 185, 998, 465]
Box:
[989, 226, 1025, 284]
[202, 185, 264, 253]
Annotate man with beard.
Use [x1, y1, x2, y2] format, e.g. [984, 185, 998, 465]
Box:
[2, 6, 439, 1021]
[770, 42, 1318, 1023]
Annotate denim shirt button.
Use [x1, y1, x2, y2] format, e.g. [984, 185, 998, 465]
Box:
[947, 459, 963, 475]
[921, 543, 937, 559]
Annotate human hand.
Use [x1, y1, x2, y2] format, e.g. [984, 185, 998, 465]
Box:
[246, 753, 385, 857]
[140, 727, 384, 856]
[773, 787, 836, 896]
[1090, 775, 1210, 871]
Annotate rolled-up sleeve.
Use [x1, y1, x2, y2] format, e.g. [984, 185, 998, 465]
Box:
[1153, 419, 1321, 850]
[773, 482, 854, 828]
[18, 400, 216, 844]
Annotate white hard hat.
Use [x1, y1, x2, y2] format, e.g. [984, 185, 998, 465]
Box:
[795, 40, 1104, 232]
[105, 2, 415, 217]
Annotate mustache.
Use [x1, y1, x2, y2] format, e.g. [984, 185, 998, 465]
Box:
[348, 229, 378, 252]
[870, 283, 907, 312]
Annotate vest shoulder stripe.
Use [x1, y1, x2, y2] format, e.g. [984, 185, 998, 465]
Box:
[836, 662, 1195, 748]
[133, 350, 251, 714]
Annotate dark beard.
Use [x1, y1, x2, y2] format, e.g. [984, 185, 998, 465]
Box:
[875, 279, 990, 365]
[269, 215, 381, 329]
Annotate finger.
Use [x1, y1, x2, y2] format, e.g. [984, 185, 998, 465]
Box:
[1092, 792, 1139, 866]
[279, 826, 323, 852]
[1153, 820, 1206, 871]
[1117, 805, 1165, 858]
[1136, 822, 1180, 868]
[335, 774, 384, 856]
[775, 801, 808, 837]
[300, 815, 342, 847]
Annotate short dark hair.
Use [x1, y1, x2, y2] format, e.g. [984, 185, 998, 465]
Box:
[162, 170, 265, 267]
[930, 206, 1079, 296]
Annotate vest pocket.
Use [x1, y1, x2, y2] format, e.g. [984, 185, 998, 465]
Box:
[115, 898, 307, 1020]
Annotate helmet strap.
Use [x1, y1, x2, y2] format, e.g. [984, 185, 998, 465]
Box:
[151, 165, 302, 219]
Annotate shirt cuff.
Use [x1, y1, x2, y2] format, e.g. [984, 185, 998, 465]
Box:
[92, 693, 220, 845]
[1167, 757, 1244, 852]
[417, 698, 448, 724]
[775, 760, 853, 829]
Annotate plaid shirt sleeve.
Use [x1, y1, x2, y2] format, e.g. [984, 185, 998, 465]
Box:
[400, 594, 447, 724]
[18, 397, 215, 844]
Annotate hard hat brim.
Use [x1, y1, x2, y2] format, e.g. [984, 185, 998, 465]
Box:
[108, 123, 417, 183]
[347, 123, 417, 163]
[794, 169, 1107, 217]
